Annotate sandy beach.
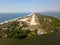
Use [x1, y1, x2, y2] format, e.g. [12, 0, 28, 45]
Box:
[0, 14, 28, 24]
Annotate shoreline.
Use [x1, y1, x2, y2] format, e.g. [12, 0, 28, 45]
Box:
[0, 16, 25, 24]
[0, 14, 31, 24]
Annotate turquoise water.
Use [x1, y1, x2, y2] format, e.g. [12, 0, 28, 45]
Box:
[0, 13, 30, 23]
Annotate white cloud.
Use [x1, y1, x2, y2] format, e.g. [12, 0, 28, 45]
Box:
[51, 7, 60, 11]
[45, 7, 60, 11]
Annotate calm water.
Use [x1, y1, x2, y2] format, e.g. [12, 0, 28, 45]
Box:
[0, 13, 30, 22]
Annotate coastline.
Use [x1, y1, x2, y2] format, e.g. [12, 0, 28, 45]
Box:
[0, 14, 31, 24]
[0, 16, 24, 24]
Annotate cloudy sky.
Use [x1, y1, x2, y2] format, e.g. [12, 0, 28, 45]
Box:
[0, 0, 60, 13]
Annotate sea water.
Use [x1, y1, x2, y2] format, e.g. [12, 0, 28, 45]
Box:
[0, 13, 30, 23]
[0, 13, 60, 23]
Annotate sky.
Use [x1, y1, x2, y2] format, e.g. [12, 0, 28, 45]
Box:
[0, 0, 60, 13]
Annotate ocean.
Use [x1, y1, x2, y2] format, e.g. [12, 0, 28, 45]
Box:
[0, 13, 60, 23]
[0, 13, 30, 23]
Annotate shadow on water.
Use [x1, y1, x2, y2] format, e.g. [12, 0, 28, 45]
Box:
[0, 29, 60, 45]
[55, 29, 60, 45]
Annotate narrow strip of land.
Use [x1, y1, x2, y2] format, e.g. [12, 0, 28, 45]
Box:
[30, 14, 37, 25]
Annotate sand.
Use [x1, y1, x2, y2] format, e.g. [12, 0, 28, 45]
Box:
[30, 14, 37, 25]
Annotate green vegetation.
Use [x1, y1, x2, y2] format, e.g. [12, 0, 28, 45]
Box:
[21, 21, 28, 28]
[0, 13, 60, 45]
[0, 21, 37, 39]
[37, 13, 60, 32]
[0, 13, 60, 39]
[0, 31, 57, 45]
[28, 30, 37, 36]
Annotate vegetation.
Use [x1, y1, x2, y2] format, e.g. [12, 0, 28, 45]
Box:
[0, 31, 57, 45]
[37, 13, 60, 32]
[0, 21, 37, 39]
[0, 13, 60, 39]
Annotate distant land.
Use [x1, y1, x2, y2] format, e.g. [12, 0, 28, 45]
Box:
[40, 11, 60, 19]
